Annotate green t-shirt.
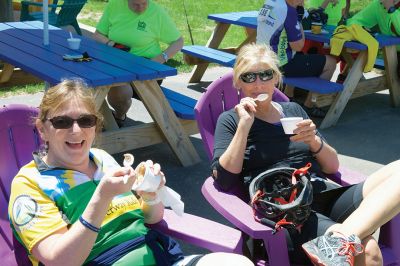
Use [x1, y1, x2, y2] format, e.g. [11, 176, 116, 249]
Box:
[96, 0, 181, 58]
[347, 0, 400, 37]
[309, 0, 346, 26]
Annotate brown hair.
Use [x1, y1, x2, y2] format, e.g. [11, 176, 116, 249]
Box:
[233, 43, 282, 89]
[38, 79, 103, 133]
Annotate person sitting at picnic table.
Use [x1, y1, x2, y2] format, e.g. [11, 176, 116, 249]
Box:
[346, 0, 400, 77]
[256, 0, 337, 118]
[93, 0, 183, 127]
[211, 43, 400, 265]
[7, 79, 253, 266]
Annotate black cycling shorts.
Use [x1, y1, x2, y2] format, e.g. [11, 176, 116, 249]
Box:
[286, 182, 364, 264]
[281, 53, 327, 77]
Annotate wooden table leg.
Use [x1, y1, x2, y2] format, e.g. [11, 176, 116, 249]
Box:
[320, 51, 367, 129]
[189, 23, 231, 83]
[382, 45, 400, 107]
[131, 80, 200, 166]
[0, 63, 15, 83]
[236, 28, 256, 52]
[92, 86, 119, 130]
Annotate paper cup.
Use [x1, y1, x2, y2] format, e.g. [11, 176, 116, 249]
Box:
[280, 117, 303, 134]
[311, 23, 322, 34]
[132, 163, 161, 192]
[67, 38, 81, 50]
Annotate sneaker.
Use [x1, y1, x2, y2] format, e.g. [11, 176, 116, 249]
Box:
[302, 232, 364, 266]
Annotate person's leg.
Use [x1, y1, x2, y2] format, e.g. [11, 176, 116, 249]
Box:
[107, 84, 133, 121]
[354, 235, 382, 266]
[333, 160, 400, 239]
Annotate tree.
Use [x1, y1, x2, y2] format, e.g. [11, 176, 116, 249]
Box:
[0, 0, 14, 22]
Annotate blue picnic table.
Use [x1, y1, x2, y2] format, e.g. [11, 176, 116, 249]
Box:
[0, 21, 200, 166]
[185, 11, 400, 128]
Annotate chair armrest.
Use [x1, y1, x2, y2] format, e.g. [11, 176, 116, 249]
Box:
[326, 166, 368, 186]
[147, 209, 243, 253]
[201, 177, 290, 266]
[202, 177, 276, 238]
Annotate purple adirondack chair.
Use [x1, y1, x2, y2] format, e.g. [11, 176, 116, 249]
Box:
[194, 71, 400, 266]
[0, 104, 244, 266]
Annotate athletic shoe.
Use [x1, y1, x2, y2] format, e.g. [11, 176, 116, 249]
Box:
[302, 232, 364, 266]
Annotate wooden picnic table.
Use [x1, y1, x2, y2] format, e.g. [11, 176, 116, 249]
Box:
[187, 11, 400, 128]
[0, 21, 200, 166]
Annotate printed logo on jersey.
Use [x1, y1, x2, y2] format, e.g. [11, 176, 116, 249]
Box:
[137, 21, 147, 31]
[12, 195, 39, 228]
[258, 4, 277, 27]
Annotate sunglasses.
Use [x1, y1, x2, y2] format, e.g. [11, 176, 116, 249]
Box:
[240, 69, 275, 83]
[47, 114, 97, 129]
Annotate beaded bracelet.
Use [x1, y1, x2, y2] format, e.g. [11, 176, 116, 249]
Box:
[79, 216, 101, 233]
[311, 137, 324, 156]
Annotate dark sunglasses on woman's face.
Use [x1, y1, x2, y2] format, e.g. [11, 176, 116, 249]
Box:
[240, 69, 275, 83]
[47, 114, 97, 129]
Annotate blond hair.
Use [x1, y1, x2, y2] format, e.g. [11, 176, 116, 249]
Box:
[233, 43, 282, 89]
[38, 79, 103, 133]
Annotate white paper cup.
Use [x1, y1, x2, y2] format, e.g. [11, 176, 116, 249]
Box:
[67, 38, 81, 50]
[280, 117, 303, 134]
[132, 163, 161, 192]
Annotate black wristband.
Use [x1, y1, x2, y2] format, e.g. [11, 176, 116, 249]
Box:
[79, 216, 101, 233]
[388, 6, 397, 13]
[311, 137, 324, 156]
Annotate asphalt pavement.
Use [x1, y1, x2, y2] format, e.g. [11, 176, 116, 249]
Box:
[1, 66, 399, 254]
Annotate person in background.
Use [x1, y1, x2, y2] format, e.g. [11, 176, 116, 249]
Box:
[8, 79, 253, 266]
[212, 43, 400, 265]
[346, 0, 400, 77]
[309, 0, 350, 26]
[257, 0, 337, 118]
[94, 0, 183, 127]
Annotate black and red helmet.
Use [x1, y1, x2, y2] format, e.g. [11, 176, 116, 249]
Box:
[249, 163, 314, 233]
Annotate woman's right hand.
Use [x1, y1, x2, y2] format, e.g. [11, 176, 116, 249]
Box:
[98, 167, 136, 199]
[235, 97, 257, 128]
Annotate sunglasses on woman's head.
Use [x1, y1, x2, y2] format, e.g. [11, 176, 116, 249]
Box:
[240, 69, 275, 83]
[47, 114, 97, 129]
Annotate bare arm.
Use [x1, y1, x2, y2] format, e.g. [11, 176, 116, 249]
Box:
[31, 168, 138, 265]
[218, 98, 256, 174]
[151, 37, 184, 63]
[93, 30, 115, 47]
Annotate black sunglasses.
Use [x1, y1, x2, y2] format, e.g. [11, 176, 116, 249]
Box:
[47, 114, 97, 129]
[240, 69, 275, 83]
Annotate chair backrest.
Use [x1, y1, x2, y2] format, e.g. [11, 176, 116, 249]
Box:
[194, 71, 289, 161]
[56, 0, 86, 28]
[0, 104, 41, 266]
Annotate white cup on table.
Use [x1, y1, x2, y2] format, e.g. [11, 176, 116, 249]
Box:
[280, 117, 303, 134]
[67, 38, 81, 50]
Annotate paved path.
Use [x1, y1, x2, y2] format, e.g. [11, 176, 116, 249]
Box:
[1, 66, 399, 253]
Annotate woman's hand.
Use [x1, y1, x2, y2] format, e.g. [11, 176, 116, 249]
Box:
[98, 167, 136, 199]
[235, 97, 257, 129]
[290, 119, 318, 145]
[135, 160, 166, 202]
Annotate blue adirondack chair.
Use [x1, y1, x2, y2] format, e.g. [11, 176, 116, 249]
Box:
[20, 0, 87, 35]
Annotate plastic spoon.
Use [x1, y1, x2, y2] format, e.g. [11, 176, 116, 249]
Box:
[123, 153, 134, 184]
[69, 31, 73, 39]
[255, 93, 269, 101]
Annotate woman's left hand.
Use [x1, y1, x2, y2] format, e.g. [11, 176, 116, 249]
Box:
[290, 119, 318, 145]
[136, 160, 166, 202]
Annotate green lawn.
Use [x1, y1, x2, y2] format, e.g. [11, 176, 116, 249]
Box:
[1, 0, 369, 97]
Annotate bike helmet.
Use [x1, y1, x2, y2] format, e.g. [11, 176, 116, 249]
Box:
[249, 163, 313, 234]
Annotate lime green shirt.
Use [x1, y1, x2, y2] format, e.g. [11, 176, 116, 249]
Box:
[309, 0, 346, 26]
[96, 0, 181, 58]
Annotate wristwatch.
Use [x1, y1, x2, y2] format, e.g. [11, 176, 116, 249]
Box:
[162, 52, 169, 63]
[388, 6, 397, 13]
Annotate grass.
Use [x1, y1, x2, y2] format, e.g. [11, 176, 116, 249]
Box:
[3, 0, 369, 96]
